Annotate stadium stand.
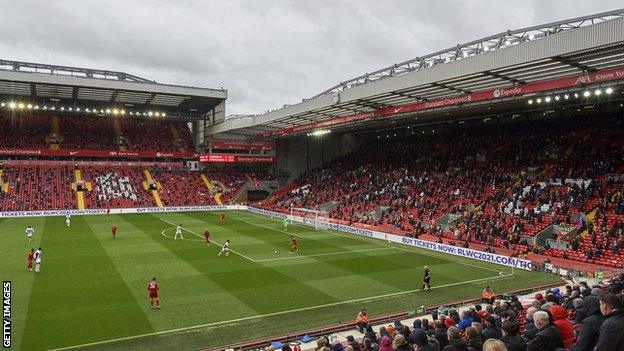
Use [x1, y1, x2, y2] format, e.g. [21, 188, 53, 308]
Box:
[264, 114, 624, 268]
[0, 111, 194, 152]
[0, 164, 75, 210]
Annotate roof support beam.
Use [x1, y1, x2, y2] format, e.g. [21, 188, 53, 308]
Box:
[391, 91, 429, 101]
[431, 82, 471, 94]
[550, 56, 596, 72]
[481, 70, 526, 85]
[353, 99, 391, 110]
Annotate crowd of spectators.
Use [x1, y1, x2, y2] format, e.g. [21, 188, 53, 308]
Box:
[304, 275, 624, 351]
[0, 165, 75, 210]
[0, 112, 194, 151]
[153, 170, 214, 206]
[266, 115, 624, 267]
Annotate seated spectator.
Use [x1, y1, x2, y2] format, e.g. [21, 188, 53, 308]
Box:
[571, 295, 603, 351]
[361, 337, 378, 351]
[482, 315, 502, 340]
[444, 326, 467, 351]
[464, 326, 483, 350]
[501, 320, 526, 351]
[595, 292, 624, 351]
[378, 335, 392, 351]
[356, 308, 369, 333]
[364, 325, 378, 343]
[459, 311, 474, 331]
[410, 329, 440, 351]
[433, 319, 449, 349]
[345, 336, 359, 351]
[548, 305, 575, 348]
[392, 334, 410, 351]
[527, 311, 563, 351]
[482, 339, 508, 351]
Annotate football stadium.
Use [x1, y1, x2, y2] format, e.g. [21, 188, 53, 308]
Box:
[2, 4, 624, 351]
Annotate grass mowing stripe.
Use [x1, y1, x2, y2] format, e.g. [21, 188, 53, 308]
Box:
[157, 217, 257, 262]
[0, 217, 43, 351]
[46, 271, 510, 351]
[254, 247, 395, 262]
[243, 211, 509, 275]
[20, 216, 153, 351]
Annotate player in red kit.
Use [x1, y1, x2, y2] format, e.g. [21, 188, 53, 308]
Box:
[290, 235, 299, 254]
[27, 248, 34, 271]
[220, 211, 226, 223]
[204, 228, 210, 245]
[148, 277, 160, 309]
[111, 224, 117, 239]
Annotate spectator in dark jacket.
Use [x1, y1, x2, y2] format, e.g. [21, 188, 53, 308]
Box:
[595, 293, 624, 351]
[434, 319, 449, 349]
[522, 307, 539, 341]
[527, 311, 563, 351]
[571, 295, 603, 351]
[411, 329, 440, 351]
[501, 320, 526, 351]
[445, 326, 469, 351]
[464, 327, 483, 350]
[482, 315, 502, 340]
[365, 325, 378, 344]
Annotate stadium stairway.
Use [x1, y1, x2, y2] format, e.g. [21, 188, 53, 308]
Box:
[0, 169, 7, 193]
[50, 116, 61, 150]
[245, 173, 254, 182]
[71, 169, 91, 210]
[113, 116, 126, 151]
[200, 174, 223, 205]
[169, 123, 185, 152]
[143, 170, 164, 207]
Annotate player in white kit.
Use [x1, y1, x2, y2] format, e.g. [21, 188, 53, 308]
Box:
[218, 240, 231, 257]
[26, 226, 34, 242]
[34, 247, 42, 273]
[65, 213, 71, 227]
[173, 225, 183, 240]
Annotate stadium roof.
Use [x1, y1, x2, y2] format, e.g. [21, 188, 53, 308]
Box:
[208, 8, 624, 137]
[0, 60, 227, 120]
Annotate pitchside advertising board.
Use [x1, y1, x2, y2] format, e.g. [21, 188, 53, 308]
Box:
[0, 205, 531, 271]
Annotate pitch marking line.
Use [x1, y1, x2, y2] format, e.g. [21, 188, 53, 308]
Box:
[160, 228, 204, 242]
[46, 272, 511, 351]
[255, 247, 395, 263]
[158, 217, 257, 263]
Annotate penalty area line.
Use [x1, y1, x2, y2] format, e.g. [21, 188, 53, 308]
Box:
[46, 272, 512, 351]
[157, 217, 257, 263]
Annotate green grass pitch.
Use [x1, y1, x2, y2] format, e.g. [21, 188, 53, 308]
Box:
[0, 210, 560, 351]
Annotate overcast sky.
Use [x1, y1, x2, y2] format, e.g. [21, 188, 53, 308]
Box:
[1, 1, 622, 115]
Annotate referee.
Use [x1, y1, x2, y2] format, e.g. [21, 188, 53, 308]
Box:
[422, 266, 431, 291]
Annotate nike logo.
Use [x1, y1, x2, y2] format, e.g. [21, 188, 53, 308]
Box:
[69, 151, 79, 155]
[393, 106, 404, 113]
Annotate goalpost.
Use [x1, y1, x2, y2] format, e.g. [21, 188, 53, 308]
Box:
[290, 207, 329, 230]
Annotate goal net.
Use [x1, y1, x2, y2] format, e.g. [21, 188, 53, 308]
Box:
[290, 207, 329, 230]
